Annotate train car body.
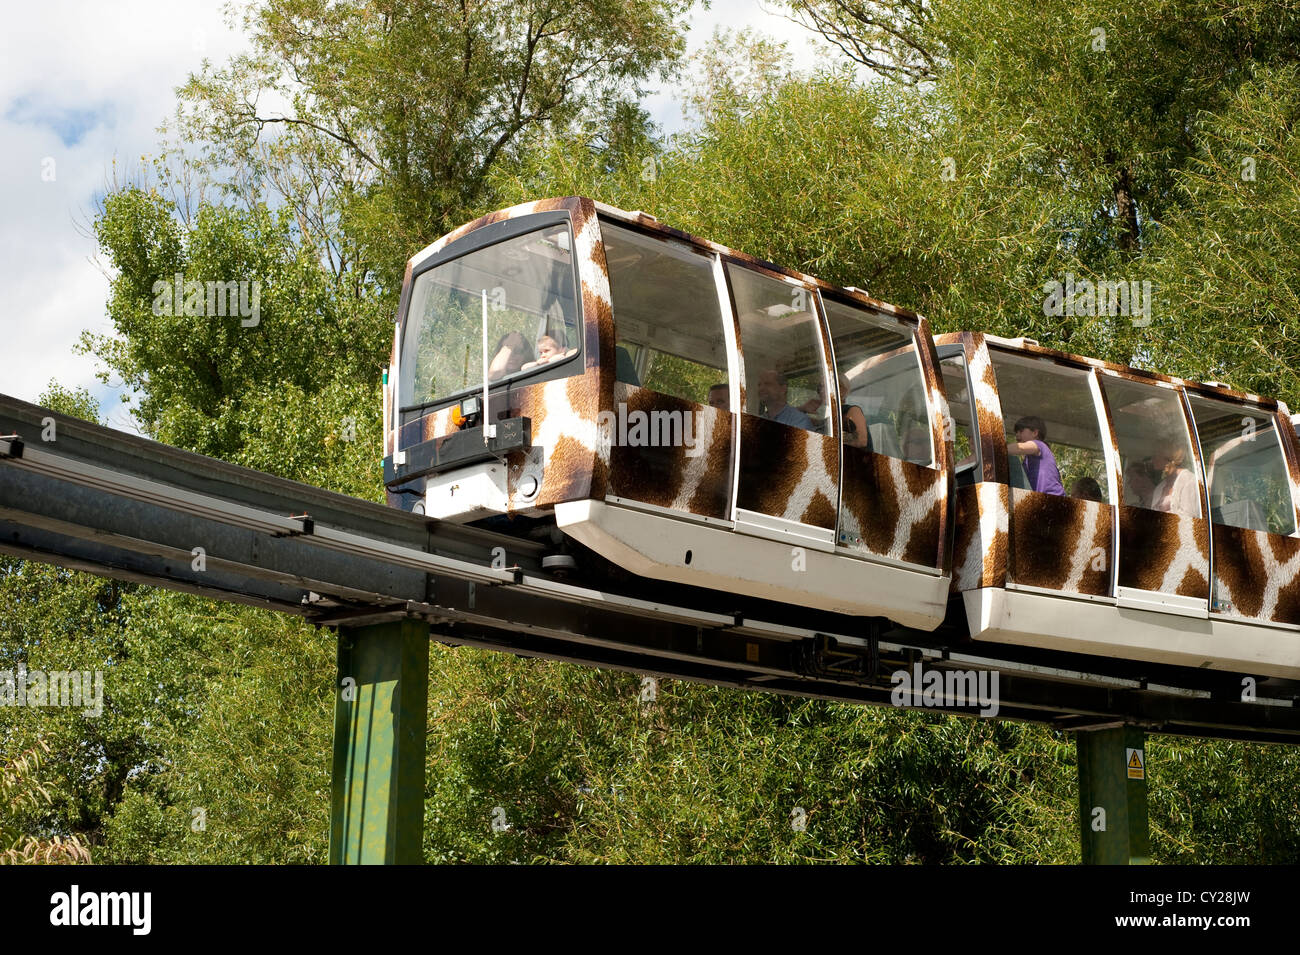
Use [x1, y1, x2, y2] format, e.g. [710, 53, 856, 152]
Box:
[939, 332, 1300, 679]
[383, 197, 1300, 679]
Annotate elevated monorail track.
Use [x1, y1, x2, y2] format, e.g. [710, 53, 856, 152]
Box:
[2, 393, 1298, 744]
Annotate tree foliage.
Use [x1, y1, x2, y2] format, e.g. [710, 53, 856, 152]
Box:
[175, 0, 694, 291]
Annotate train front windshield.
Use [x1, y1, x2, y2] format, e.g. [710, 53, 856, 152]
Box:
[400, 223, 581, 409]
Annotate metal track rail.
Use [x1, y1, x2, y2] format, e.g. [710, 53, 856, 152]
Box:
[2, 394, 1298, 743]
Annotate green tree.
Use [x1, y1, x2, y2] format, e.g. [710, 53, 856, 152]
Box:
[1145, 64, 1300, 407]
[175, 0, 694, 292]
[84, 187, 387, 495]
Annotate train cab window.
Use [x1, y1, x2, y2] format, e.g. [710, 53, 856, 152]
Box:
[1100, 377, 1201, 516]
[990, 352, 1109, 500]
[601, 222, 729, 404]
[1188, 394, 1296, 535]
[726, 264, 830, 433]
[824, 297, 935, 466]
[401, 223, 580, 408]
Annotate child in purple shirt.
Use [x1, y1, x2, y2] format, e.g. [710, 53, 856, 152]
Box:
[1008, 415, 1065, 496]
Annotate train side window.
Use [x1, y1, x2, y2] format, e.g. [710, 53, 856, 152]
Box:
[726, 264, 830, 434]
[939, 353, 979, 477]
[990, 352, 1109, 501]
[823, 297, 934, 465]
[601, 221, 729, 404]
[1188, 394, 1296, 535]
[1099, 377, 1201, 516]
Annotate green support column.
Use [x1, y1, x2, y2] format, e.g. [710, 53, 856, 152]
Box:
[1076, 725, 1150, 865]
[330, 618, 429, 864]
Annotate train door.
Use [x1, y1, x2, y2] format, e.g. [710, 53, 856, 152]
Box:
[988, 349, 1115, 600]
[937, 338, 1010, 593]
[725, 261, 839, 547]
[599, 220, 735, 520]
[1187, 393, 1300, 624]
[824, 295, 949, 570]
[1099, 375, 1210, 616]
[936, 347, 983, 487]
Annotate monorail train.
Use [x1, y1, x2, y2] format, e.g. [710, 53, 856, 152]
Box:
[382, 197, 1300, 680]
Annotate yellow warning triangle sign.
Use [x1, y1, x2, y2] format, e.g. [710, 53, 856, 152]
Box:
[1126, 748, 1145, 778]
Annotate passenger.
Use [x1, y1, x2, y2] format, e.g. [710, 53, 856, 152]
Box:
[535, 335, 562, 363]
[1150, 444, 1200, 517]
[1071, 476, 1104, 501]
[521, 334, 566, 370]
[1007, 415, 1065, 496]
[487, 331, 533, 380]
[1122, 457, 1156, 508]
[798, 381, 828, 417]
[837, 375, 870, 451]
[757, 369, 814, 430]
[707, 383, 729, 411]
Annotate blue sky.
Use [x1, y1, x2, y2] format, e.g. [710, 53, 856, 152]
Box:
[0, 0, 828, 432]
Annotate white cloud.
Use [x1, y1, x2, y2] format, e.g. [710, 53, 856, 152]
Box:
[0, 0, 249, 422]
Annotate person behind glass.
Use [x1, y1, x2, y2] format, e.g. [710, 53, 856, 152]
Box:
[535, 334, 562, 362]
[520, 334, 572, 370]
[1007, 415, 1065, 495]
[756, 368, 813, 429]
[838, 375, 870, 451]
[1122, 456, 1157, 508]
[487, 331, 532, 380]
[707, 383, 729, 411]
[797, 379, 830, 432]
[1071, 476, 1104, 501]
[1150, 443, 1200, 517]
[802, 374, 869, 446]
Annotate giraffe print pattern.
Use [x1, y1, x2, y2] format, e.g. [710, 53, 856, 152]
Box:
[608, 383, 732, 518]
[838, 451, 947, 567]
[951, 482, 1009, 591]
[1008, 489, 1111, 596]
[914, 322, 955, 573]
[1210, 525, 1300, 624]
[1117, 507, 1210, 597]
[736, 416, 838, 528]
[963, 336, 1011, 485]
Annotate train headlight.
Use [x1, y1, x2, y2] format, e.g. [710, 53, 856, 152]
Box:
[453, 396, 481, 428]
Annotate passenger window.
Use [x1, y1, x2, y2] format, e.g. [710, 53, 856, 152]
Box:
[823, 297, 934, 465]
[602, 221, 729, 405]
[727, 264, 830, 434]
[1100, 377, 1201, 517]
[939, 354, 978, 476]
[1188, 395, 1296, 535]
[990, 352, 1109, 501]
